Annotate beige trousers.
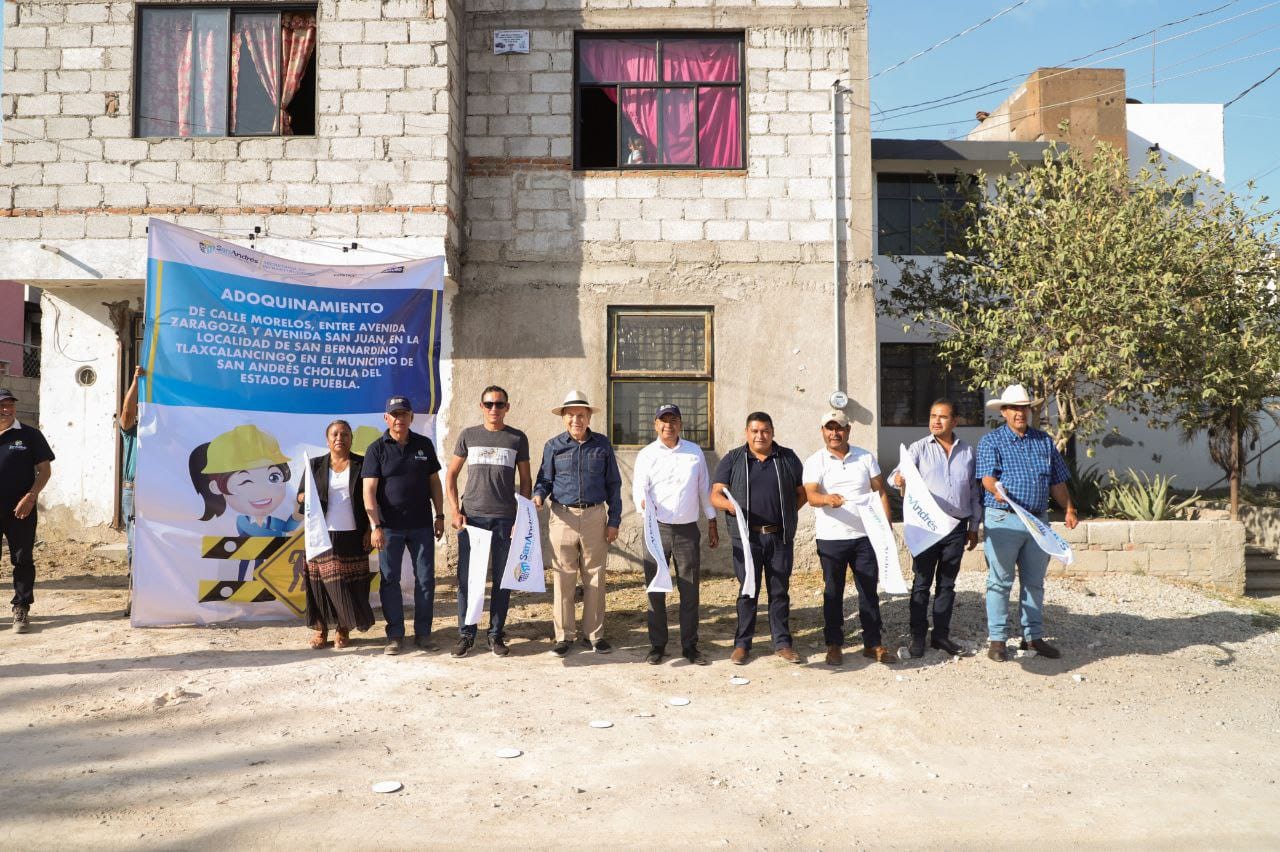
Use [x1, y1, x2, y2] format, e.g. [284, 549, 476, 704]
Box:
[548, 502, 608, 642]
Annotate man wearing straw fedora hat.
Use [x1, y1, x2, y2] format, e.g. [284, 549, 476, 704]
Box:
[533, 390, 622, 657]
[976, 384, 1078, 662]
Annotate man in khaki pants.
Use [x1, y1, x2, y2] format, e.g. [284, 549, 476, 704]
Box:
[533, 391, 622, 656]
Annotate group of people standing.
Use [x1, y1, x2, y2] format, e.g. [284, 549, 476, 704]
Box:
[4, 375, 1077, 666]
[293, 380, 1077, 666]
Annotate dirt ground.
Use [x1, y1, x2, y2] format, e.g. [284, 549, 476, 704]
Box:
[2, 532, 1279, 850]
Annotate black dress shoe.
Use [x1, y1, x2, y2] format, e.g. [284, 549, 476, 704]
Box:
[684, 649, 710, 666]
[645, 647, 664, 665]
[909, 635, 926, 658]
[931, 636, 963, 656]
[592, 639, 612, 654]
[551, 640, 570, 657]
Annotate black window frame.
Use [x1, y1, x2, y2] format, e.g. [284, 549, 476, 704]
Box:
[876, 172, 967, 256]
[879, 342, 984, 428]
[608, 306, 715, 450]
[573, 31, 747, 171]
[133, 3, 318, 139]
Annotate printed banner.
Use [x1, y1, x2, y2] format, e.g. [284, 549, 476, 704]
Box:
[995, 483, 1076, 565]
[463, 525, 493, 626]
[643, 490, 673, 594]
[853, 494, 908, 594]
[897, 444, 961, 557]
[501, 495, 546, 592]
[723, 491, 756, 599]
[302, 454, 333, 562]
[132, 220, 444, 626]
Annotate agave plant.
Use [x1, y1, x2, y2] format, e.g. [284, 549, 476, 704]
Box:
[1101, 469, 1200, 521]
[1066, 459, 1106, 518]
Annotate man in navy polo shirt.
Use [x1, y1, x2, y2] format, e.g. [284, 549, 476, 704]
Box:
[362, 394, 446, 656]
[1, 388, 54, 634]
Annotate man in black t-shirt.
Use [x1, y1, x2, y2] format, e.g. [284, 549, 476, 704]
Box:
[0, 389, 55, 634]
[362, 395, 445, 656]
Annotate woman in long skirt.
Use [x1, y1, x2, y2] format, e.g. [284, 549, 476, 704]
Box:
[296, 420, 374, 648]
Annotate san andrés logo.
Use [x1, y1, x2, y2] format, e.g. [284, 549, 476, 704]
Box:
[515, 503, 536, 581]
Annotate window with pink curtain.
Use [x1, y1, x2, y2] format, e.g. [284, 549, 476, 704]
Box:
[136, 7, 316, 138]
[577, 34, 744, 169]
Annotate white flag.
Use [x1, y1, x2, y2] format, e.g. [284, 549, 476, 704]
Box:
[853, 494, 908, 594]
[722, 490, 756, 599]
[643, 490, 673, 594]
[897, 443, 961, 557]
[301, 454, 332, 562]
[463, 525, 493, 626]
[501, 494, 546, 592]
[995, 483, 1075, 566]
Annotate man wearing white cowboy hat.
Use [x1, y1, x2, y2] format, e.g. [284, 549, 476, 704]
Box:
[976, 383, 1078, 663]
[533, 390, 622, 657]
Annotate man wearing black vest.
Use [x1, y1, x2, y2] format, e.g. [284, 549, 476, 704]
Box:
[711, 411, 806, 666]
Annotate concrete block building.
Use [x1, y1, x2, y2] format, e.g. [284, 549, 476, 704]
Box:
[1, 0, 875, 565]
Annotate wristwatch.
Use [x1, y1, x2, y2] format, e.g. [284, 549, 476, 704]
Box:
[373, 523, 383, 530]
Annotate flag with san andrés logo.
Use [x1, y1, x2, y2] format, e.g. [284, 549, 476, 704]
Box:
[131, 220, 444, 627]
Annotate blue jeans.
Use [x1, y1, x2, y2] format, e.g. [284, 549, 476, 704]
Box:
[121, 483, 135, 565]
[983, 506, 1050, 642]
[456, 516, 514, 642]
[379, 526, 437, 640]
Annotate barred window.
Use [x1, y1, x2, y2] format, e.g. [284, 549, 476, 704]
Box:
[880, 343, 983, 427]
[877, 173, 964, 256]
[609, 308, 713, 448]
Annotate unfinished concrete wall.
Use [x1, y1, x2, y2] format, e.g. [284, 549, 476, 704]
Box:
[0, 0, 460, 279]
[967, 67, 1127, 155]
[450, 1, 873, 573]
[1053, 519, 1246, 595]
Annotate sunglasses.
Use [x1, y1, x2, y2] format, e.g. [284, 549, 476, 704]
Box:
[481, 400, 509, 409]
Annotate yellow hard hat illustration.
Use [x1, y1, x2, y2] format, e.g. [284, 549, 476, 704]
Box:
[202, 425, 290, 474]
[352, 425, 381, 455]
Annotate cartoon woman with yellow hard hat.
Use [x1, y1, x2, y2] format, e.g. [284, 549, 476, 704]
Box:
[189, 425, 299, 580]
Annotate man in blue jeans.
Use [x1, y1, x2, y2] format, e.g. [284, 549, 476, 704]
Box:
[363, 395, 445, 656]
[976, 384, 1078, 662]
[444, 385, 531, 659]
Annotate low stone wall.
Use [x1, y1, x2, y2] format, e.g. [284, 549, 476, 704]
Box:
[1237, 505, 1280, 556]
[1051, 519, 1244, 594]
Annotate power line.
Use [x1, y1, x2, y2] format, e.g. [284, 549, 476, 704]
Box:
[872, 0, 1267, 120]
[1225, 64, 1280, 106]
[873, 44, 1280, 136]
[870, 0, 1034, 80]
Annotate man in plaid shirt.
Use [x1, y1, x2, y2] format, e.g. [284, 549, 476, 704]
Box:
[976, 384, 1078, 662]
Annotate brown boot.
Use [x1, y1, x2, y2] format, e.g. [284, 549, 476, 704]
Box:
[861, 645, 896, 665]
[987, 640, 1008, 662]
[1021, 638, 1061, 659]
[730, 647, 749, 665]
[775, 645, 802, 664]
[825, 645, 844, 666]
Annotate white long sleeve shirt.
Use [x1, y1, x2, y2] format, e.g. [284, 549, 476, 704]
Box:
[631, 438, 716, 525]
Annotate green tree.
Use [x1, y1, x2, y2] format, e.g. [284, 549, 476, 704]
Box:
[1163, 187, 1280, 519]
[878, 141, 1239, 454]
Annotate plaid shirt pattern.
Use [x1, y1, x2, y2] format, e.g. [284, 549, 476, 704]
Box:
[976, 425, 1069, 511]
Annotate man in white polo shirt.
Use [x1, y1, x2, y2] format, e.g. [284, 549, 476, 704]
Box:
[632, 403, 718, 666]
[802, 410, 896, 666]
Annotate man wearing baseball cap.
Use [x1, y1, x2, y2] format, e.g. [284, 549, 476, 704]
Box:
[802, 409, 897, 666]
[362, 395, 445, 656]
[0, 388, 54, 634]
[631, 403, 718, 665]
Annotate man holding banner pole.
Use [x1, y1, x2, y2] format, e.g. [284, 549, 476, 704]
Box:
[976, 384, 1077, 663]
[445, 385, 531, 659]
[891, 399, 980, 659]
[802, 410, 897, 667]
[363, 395, 446, 656]
[632, 404, 718, 666]
[712, 411, 806, 666]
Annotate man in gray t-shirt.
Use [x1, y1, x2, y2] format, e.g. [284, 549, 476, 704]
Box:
[445, 385, 531, 658]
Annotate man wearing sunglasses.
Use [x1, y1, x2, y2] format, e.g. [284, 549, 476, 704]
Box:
[976, 384, 1077, 663]
[445, 385, 531, 658]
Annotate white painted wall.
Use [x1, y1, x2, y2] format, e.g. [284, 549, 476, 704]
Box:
[1126, 103, 1225, 182]
[37, 284, 137, 527]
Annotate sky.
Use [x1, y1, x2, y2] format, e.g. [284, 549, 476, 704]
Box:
[868, 0, 1280, 210]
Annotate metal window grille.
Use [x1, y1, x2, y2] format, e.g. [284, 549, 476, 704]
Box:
[608, 308, 713, 448]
